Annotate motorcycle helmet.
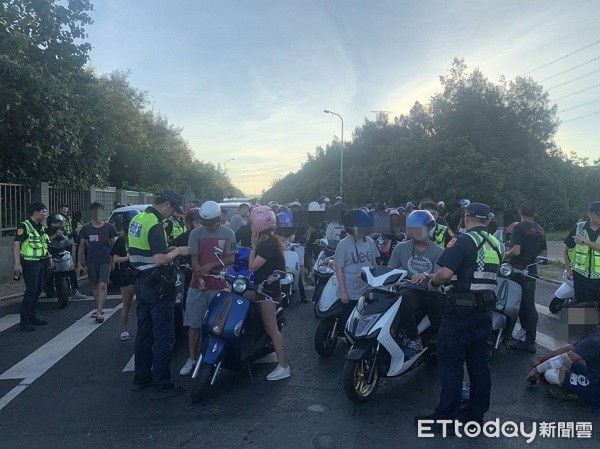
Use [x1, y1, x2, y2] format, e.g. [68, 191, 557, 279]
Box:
[270, 203, 280, 213]
[342, 209, 373, 236]
[406, 202, 416, 210]
[389, 209, 400, 217]
[184, 207, 201, 230]
[290, 201, 302, 210]
[406, 210, 436, 240]
[48, 214, 65, 227]
[276, 212, 292, 228]
[459, 198, 471, 208]
[251, 206, 277, 234]
[199, 201, 221, 227]
[329, 201, 348, 222]
[438, 200, 445, 209]
[308, 201, 323, 212]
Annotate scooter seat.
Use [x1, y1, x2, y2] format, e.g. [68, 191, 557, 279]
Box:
[361, 266, 407, 288]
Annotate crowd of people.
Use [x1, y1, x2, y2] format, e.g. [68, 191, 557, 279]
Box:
[11, 192, 600, 412]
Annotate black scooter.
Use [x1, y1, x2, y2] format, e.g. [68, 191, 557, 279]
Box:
[45, 237, 75, 308]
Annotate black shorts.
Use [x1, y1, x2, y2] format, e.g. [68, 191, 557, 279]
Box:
[573, 274, 600, 305]
[113, 267, 136, 288]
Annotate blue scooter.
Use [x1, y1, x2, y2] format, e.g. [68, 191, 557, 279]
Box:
[226, 246, 254, 282]
[190, 247, 287, 403]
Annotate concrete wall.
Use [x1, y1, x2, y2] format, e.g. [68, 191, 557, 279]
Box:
[0, 237, 16, 279]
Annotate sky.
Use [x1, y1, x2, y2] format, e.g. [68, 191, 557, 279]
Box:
[86, 0, 600, 195]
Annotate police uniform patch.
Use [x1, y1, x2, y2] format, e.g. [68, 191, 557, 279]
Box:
[129, 222, 142, 238]
[17, 228, 24, 236]
[447, 238, 457, 248]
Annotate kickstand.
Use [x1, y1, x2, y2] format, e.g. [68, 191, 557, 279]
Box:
[248, 365, 255, 384]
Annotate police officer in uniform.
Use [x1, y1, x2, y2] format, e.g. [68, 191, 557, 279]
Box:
[13, 202, 51, 331]
[129, 190, 191, 399]
[164, 211, 185, 244]
[417, 203, 503, 429]
[58, 204, 74, 239]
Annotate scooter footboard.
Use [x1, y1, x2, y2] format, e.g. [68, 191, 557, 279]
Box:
[201, 334, 229, 365]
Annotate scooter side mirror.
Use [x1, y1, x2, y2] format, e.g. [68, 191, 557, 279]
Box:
[535, 256, 548, 265]
[273, 270, 287, 279]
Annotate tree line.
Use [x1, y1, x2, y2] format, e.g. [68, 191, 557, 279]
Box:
[0, 0, 241, 200]
[262, 59, 599, 231]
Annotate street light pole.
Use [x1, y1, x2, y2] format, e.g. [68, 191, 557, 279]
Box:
[324, 110, 343, 199]
[224, 158, 235, 172]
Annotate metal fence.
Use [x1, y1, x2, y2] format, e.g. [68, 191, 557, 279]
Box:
[0, 183, 32, 236]
[49, 187, 86, 216]
[94, 188, 117, 216]
[125, 190, 140, 205]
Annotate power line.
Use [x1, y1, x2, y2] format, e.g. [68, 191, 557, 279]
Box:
[562, 110, 600, 123]
[553, 84, 600, 101]
[227, 157, 306, 175]
[525, 39, 600, 75]
[540, 56, 600, 82]
[559, 98, 600, 113]
[546, 68, 600, 90]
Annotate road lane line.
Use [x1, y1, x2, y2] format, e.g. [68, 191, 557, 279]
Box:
[536, 303, 558, 319]
[122, 355, 135, 372]
[0, 304, 122, 412]
[512, 323, 568, 351]
[0, 314, 20, 333]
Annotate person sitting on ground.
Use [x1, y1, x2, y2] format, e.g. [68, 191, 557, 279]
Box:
[526, 306, 600, 407]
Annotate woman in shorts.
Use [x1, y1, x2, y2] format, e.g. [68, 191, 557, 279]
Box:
[110, 211, 138, 340]
[246, 206, 290, 381]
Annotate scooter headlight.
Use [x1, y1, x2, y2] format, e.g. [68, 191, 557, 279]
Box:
[353, 314, 383, 338]
[499, 263, 513, 277]
[232, 276, 248, 293]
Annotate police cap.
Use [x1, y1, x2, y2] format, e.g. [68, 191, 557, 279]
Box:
[465, 202, 491, 220]
[156, 189, 185, 214]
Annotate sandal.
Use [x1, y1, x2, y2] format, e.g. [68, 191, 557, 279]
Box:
[91, 311, 98, 319]
[95, 312, 104, 323]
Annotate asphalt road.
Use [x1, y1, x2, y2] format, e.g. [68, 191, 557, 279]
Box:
[0, 280, 597, 449]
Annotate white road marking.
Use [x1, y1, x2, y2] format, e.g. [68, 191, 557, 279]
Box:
[512, 323, 568, 351]
[122, 355, 135, 372]
[0, 304, 122, 412]
[0, 314, 20, 333]
[535, 303, 558, 320]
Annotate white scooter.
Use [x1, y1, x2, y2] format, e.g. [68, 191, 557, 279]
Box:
[316, 266, 408, 358]
[312, 238, 338, 316]
[280, 241, 300, 307]
[549, 271, 576, 314]
[342, 267, 437, 403]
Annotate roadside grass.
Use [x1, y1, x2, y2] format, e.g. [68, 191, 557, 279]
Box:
[538, 259, 564, 282]
[546, 230, 568, 242]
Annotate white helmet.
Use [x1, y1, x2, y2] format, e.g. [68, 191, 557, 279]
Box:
[308, 201, 323, 211]
[199, 201, 221, 226]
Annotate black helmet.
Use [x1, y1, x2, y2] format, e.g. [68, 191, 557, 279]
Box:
[48, 214, 65, 224]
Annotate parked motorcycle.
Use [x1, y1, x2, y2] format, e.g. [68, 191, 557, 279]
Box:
[312, 238, 338, 316]
[280, 241, 300, 307]
[493, 257, 548, 354]
[342, 269, 438, 403]
[549, 270, 576, 313]
[190, 248, 287, 403]
[46, 237, 75, 308]
[315, 266, 407, 358]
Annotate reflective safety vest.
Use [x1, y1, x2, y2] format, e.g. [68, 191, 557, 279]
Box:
[61, 214, 73, 237]
[568, 221, 600, 280]
[128, 211, 167, 271]
[20, 220, 49, 261]
[464, 230, 503, 292]
[167, 217, 185, 240]
[433, 224, 448, 248]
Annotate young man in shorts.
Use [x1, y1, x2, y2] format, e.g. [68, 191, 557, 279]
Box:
[180, 201, 237, 376]
[78, 203, 117, 323]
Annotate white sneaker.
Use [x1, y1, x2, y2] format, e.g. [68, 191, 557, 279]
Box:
[266, 364, 291, 381]
[179, 358, 196, 376]
[71, 291, 87, 299]
[512, 328, 526, 342]
[120, 331, 130, 341]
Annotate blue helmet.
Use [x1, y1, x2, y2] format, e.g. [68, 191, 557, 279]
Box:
[406, 210, 436, 239]
[276, 212, 292, 228]
[343, 209, 373, 235]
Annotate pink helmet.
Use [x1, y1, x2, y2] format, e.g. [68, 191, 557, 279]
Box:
[250, 206, 277, 233]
